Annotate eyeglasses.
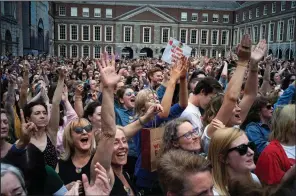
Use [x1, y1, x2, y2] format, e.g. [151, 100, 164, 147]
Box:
[266, 104, 273, 110]
[73, 125, 92, 134]
[125, 92, 136, 96]
[227, 141, 256, 156]
[175, 127, 201, 140]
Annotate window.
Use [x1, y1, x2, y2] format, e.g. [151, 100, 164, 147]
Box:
[233, 30, 238, 45]
[82, 25, 90, 41]
[83, 8, 89, 17]
[105, 26, 113, 42]
[236, 14, 238, 22]
[201, 49, 207, 56]
[243, 12, 246, 21]
[269, 23, 274, 42]
[71, 7, 77, 16]
[59, 6, 66, 16]
[105, 46, 113, 55]
[191, 49, 196, 57]
[94, 46, 101, 58]
[292, 1, 296, 8]
[181, 12, 187, 21]
[249, 10, 252, 19]
[82, 45, 90, 57]
[277, 21, 284, 41]
[202, 13, 208, 22]
[261, 25, 266, 39]
[223, 15, 229, 23]
[190, 29, 198, 44]
[70, 45, 78, 58]
[287, 18, 295, 40]
[211, 30, 219, 45]
[162, 28, 170, 43]
[253, 26, 259, 43]
[221, 30, 229, 45]
[192, 13, 198, 21]
[201, 30, 208, 45]
[211, 49, 217, 58]
[93, 25, 101, 41]
[124, 26, 132, 42]
[94, 8, 101, 17]
[272, 2, 276, 13]
[58, 24, 66, 40]
[240, 28, 245, 41]
[106, 8, 112, 18]
[281, 1, 286, 11]
[256, 7, 259, 17]
[70, 24, 78, 40]
[180, 29, 188, 44]
[58, 45, 66, 57]
[263, 5, 267, 15]
[213, 14, 219, 22]
[143, 27, 151, 43]
[247, 27, 252, 36]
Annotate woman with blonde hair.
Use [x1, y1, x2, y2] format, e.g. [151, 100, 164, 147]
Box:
[208, 127, 260, 195]
[255, 104, 296, 185]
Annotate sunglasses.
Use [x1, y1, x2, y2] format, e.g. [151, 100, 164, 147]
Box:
[175, 127, 201, 140]
[125, 92, 136, 96]
[73, 125, 92, 134]
[227, 141, 256, 156]
[266, 104, 273, 110]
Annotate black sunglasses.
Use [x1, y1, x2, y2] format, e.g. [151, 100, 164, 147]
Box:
[266, 104, 273, 110]
[73, 125, 92, 134]
[227, 141, 256, 156]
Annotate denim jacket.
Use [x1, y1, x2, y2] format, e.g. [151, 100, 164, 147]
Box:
[274, 83, 295, 109]
[246, 122, 270, 154]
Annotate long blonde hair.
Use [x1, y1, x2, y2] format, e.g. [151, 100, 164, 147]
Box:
[61, 118, 96, 161]
[134, 88, 154, 117]
[208, 128, 252, 195]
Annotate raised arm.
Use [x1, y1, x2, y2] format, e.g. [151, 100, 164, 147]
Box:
[19, 62, 30, 108]
[5, 75, 16, 127]
[90, 52, 122, 184]
[74, 84, 84, 118]
[178, 57, 189, 109]
[259, 55, 272, 96]
[239, 39, 267, 122]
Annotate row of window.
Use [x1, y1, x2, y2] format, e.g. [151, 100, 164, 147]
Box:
[59, 6, 112, 18]
[58, 45, 113, 58]
[180, 12, 229, 23]
[233, 18, 295, 44]
[236, 1, 296, 22]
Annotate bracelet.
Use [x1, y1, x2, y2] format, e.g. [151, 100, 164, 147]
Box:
[138, 117, 145, 126]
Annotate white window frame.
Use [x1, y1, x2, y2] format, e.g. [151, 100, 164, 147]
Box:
[236, 14, 238, 22]
[70, 24, 78, 41]
[179, 28, 188, 44]
[272, 2, 276, 13]
[202, 13, 208, 22]
[82, 45, 90, 57]
[93, 25, 102, 41]
[243, 12, 246, 21]
[253, 26, 259, 43]
[192, 13, 198, 22]
[82, 25, 90, 41]
[200, 49, 208, 57]
[200, 29, 209, 45]
[287, 18, 295, 41]
[211, 49, 217, 58]
[211, 30, 219, 45]
[256, 7, 259, 17]
[221, 30, 229, 45]
[161, 28, 170, 44]
[124, 26, 132, 43]
[277, 21, 284, 41]
[233, 29, 238, 45]
[82, 7, 89, 17]
[249, 10, 252, 19]
[281, 1, 286, 11]
[213, 14, 219, 23]
[223, 15, 229, 23]
[268, 22, 275, 42]
[71, 7, 77, 17]
[181, 12, 187, 21]
[94, 8, 101, 17]
[190, 29, 198, 44]
[70, 45, 78, 58]
[263, 5, 267, 15]
[261, 24, 266, 40]
[106, 8, 112, 18]
[105, 45, 113, 55]
[58, 45, 67, 57]
[93, 45, 101, 59]
[143, 27, 151, 43]
[59, 6, 66, 16]
[58, 24, 67, 40]
[292, 1, 296, 8]
[105, 25, 113, 42]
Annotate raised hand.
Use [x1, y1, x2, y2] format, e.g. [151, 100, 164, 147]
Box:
[143, 104, 164, 122]
[65, 181, 80, 196]
[179, 56, 189, 80]
[210, 118, 226, 130]
[250, 39, 267, 65]
[82, 162, 111, 196]
[18, 109, 38, 147]
[75, 83, 84, 97]
[96, 52, 122, 88]
[170, 56, 186, 82]
[237, 34, 252, 63]
[57, 66, 68, 79]
[62, 85, 69, 101]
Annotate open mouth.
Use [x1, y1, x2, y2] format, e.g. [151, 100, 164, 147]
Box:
[234, 114, 241, 119]
[116, 152, 126, 158]
[130, 98, 135, 103]
[80, 137, 89, 144]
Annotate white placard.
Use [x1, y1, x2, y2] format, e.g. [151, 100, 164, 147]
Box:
[161, 38, 192, 64]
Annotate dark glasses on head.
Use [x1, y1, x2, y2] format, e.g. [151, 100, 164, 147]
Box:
[125, 92, 136, 96]
[73, 125, 92, 134]
[227, 141, 256, 156]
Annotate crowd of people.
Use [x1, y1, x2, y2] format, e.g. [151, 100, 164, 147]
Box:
[0, 34, 295, 196]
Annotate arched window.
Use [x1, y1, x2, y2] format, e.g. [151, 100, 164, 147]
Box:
[94, 46, 101, 58]
[191, 48, 196, 57]
[82, 45, 90, 57]
[70, 45, 78, 58]
[212, 49, 217, 58]
[200, 49, 207, 56]
[58, 45, 66, 57]
[105, 45, 113, 55]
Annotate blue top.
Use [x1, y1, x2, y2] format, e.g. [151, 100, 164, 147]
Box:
[245, 122, 270, 154]
[274, 83, 295, 109]
[219, 76, 228, 91]
[133, 103, 185, 188]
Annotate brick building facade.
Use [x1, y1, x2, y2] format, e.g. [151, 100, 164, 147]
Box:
[53, 1, 296, 60]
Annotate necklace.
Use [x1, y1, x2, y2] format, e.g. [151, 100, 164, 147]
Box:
[75, 167, 82, 173]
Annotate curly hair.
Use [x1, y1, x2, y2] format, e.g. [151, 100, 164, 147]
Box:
[202, 93, 224, 127]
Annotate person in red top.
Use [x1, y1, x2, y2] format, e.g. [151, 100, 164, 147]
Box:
[255, 104, 295, 185]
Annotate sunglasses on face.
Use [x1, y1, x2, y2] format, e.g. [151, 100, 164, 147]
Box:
[125, 92, 136, 96]
[227, 141, 256, 156]
[73, 125, 92, 134]
[175, 127, 201, 140]
[266, 104, 273, 110]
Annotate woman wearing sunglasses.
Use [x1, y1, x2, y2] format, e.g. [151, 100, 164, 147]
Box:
[208, 127, 260, 195]
[57, 118, 95, 187]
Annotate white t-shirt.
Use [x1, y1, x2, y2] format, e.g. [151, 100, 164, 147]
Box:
[281, 144, 296, 159]
[180, 102, 203, 130]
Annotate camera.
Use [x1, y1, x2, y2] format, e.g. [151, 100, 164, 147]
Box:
[83, 83, 90, 92]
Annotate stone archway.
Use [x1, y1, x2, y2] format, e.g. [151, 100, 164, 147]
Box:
[276, 49, 283, 59]
[140, 47, 153, 58]
[285, 49, 294, 60]
[268, 49, 273, 55]
[122, 47, 134, 59]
